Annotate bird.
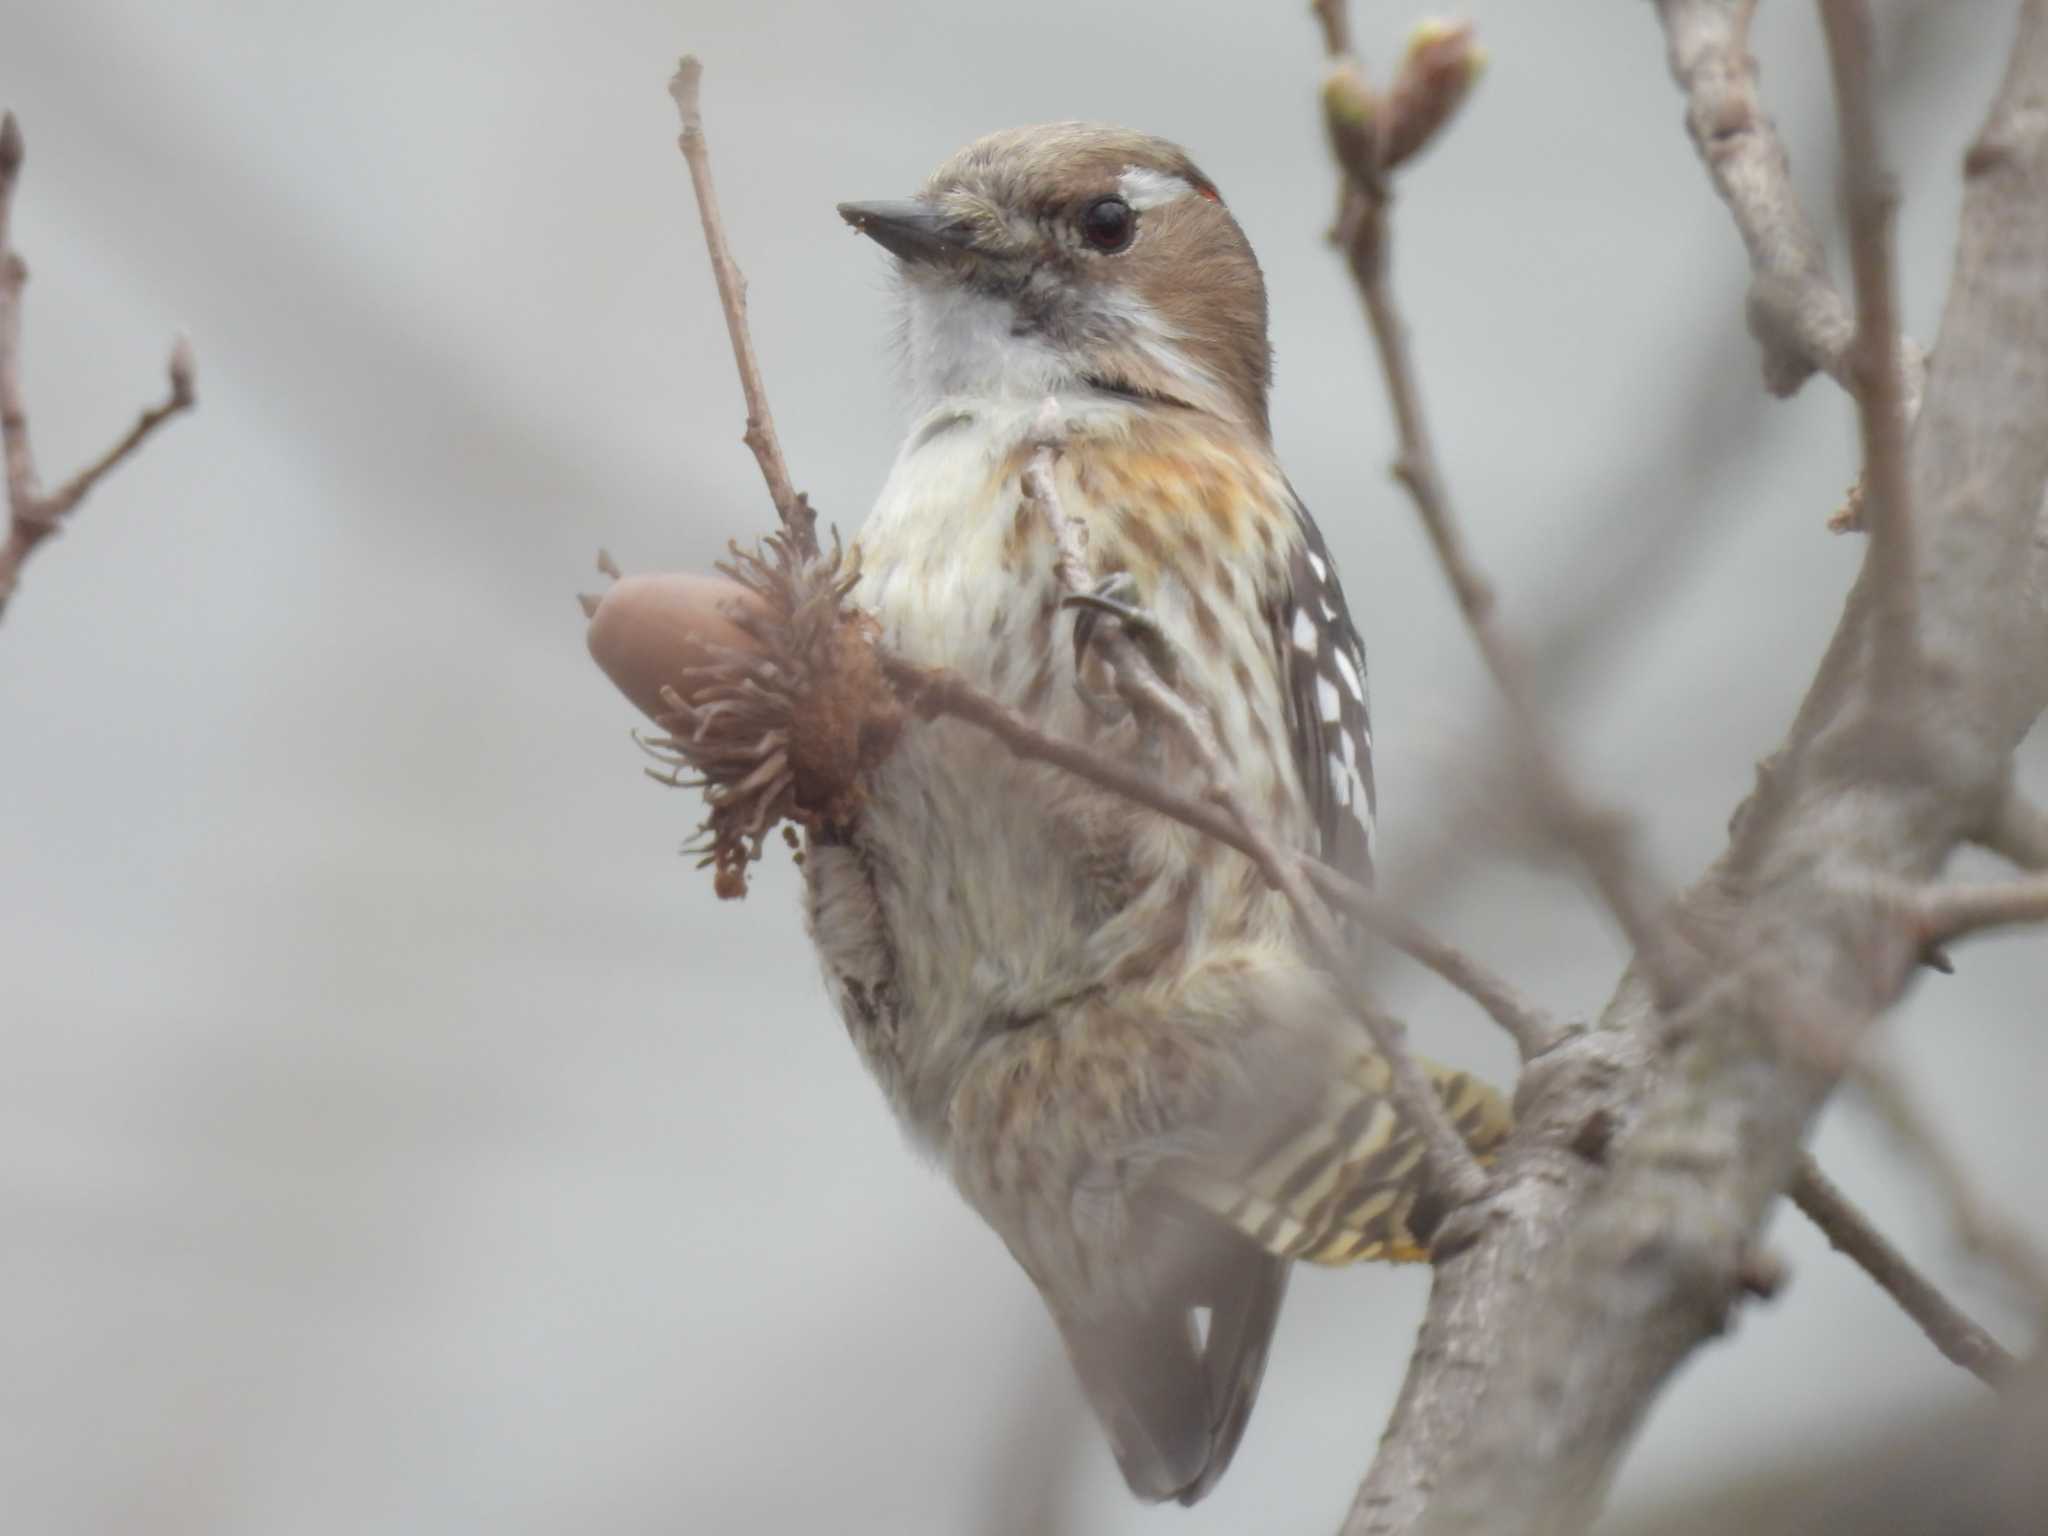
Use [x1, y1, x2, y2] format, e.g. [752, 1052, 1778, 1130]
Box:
[803, 123, 1507, 1505]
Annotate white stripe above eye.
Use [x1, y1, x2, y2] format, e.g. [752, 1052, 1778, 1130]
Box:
[1117, 166, 1197, 210]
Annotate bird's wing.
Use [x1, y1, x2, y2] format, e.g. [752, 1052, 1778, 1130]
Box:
[1051, 1219, 1289, 1507]
[1277, 491, 1377, 882]
[1069, 485, 1383, 1505]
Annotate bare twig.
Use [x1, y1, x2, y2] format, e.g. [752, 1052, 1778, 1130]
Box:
[1310, 0, 1353, 59]
[1322, 878, 1563, 1059]
[1817, 0, 1920, 685]
[1653, 0, 1927, 407]
[1318, 21, 1693, 1007]
[667, 58, 817, 559]
[0, 110, 196, 624]
[1019, 429, 1488, 1204]
[884, 649, 1555, 1060]
[1855, 1059, 2048, 1311]
[1791, 1157, 2016, 1386]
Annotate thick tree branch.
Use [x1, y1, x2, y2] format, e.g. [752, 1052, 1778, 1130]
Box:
[0, 110, 195, 624]
[1344, 6, 2048, 1532]
[1790, 1156, 2016, 1386]
[1653, 0, 1927, 407]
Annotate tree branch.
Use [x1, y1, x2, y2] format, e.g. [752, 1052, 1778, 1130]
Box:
[667, 58, 817, 559]
[1653, 0, 1927, 407]
[1020, 427, 1487, 1205]
[1854, 1058, 2048, 1311]
[1817, 0, 1920, 684]
[1912, 871, 2048, 945]
[1979, 784, 2048, 870]
[632, 27, 2048, 1536]
[1789, 1156, 2016, 1386]
[0, 110, 196, 624]
[1319, 22, 1696, 1011]
[1343, 5, 2048, 1531]
[885, 650, 1557, 1060]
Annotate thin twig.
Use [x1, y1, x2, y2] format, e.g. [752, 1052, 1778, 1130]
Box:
[0, 110, 196, 624]
[1791, 1157, 2014, 1385]
[1019, 428, 1488, 1205]
[1317, 18, 1694, 1008]
[1653, 0, 1927, 408]
[667, 57, 816, 559]
[1318, 873, 1563, 1059]
[883, 650, 1555, 1060]
[1310, 0, 1353, 59]
[1853, 1060, 2048, 1313]
[1817, 0, 1920, 687]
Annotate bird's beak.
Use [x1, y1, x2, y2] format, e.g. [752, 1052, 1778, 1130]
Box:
[836, 199, 974, 265]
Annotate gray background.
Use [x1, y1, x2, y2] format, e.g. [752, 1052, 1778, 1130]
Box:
[1, 1, 2041, 1531]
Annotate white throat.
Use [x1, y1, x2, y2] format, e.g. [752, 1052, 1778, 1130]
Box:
[898, 276, 1231, 421]
[901, 280, 1068, 409]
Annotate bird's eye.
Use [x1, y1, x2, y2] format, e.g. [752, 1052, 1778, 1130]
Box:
[1081, 196, 1135, 253]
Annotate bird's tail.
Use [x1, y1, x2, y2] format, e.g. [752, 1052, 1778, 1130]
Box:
[1176, 1053, 1509, 1265]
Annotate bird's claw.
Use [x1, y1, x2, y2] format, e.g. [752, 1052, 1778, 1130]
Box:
[1063, 573, 1180, 709]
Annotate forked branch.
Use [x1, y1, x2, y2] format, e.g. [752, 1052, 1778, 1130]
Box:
[1653, 0, 1927, 408]
[0, 110, 196, 624]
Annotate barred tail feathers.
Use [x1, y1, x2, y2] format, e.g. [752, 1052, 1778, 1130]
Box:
[1179, 1055, 1509, 1266]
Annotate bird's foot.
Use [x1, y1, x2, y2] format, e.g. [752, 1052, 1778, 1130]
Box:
[1063, 572, 1181, 722]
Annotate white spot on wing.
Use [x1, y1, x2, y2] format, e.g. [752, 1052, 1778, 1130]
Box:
[1332, 645, 1364, 700]
[1292, 609, 1319, 652]
[1317, 676, 1342, 718]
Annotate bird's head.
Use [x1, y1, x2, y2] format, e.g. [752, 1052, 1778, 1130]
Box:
[839, 123, 1272, 436]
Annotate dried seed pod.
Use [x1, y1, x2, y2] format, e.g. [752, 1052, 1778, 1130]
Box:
[586, 534, 903, 898]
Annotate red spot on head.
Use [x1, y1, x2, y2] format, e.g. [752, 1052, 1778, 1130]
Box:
[1196, 181, 1222, 204]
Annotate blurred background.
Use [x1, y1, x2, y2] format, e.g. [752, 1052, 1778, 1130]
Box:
[1, 0, 2041, 1531]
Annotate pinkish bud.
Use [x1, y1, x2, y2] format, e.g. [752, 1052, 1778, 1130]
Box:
[1320, 59, 1380, 186]
[1381, 18, 1486, 171]
[585, 570, 768, 725]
